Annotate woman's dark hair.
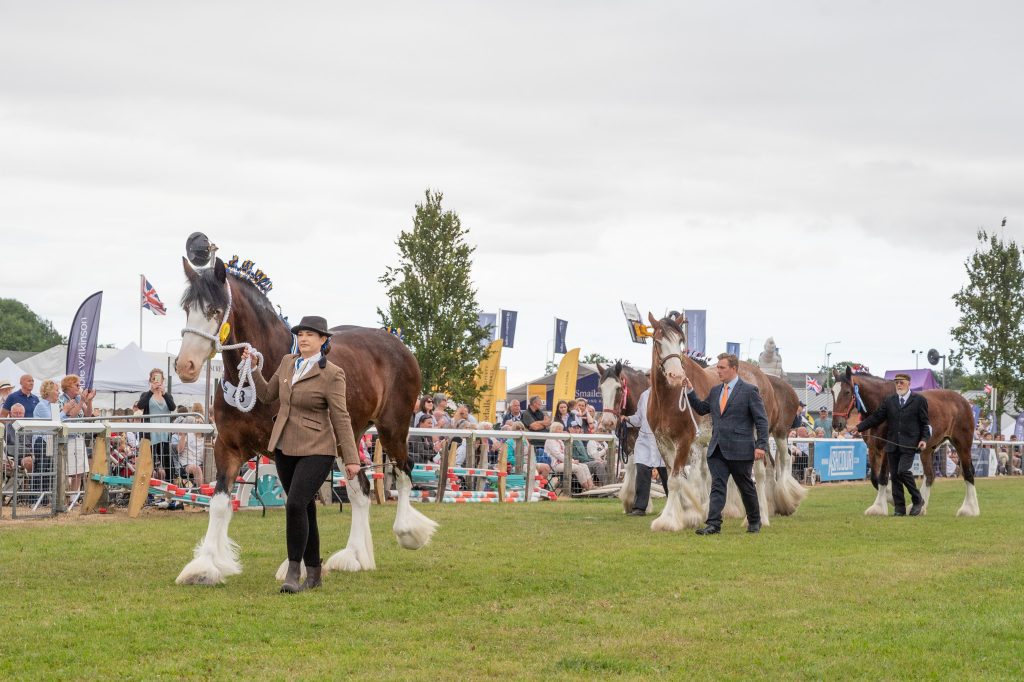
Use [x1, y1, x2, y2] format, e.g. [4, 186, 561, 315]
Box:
[555, 400, 569, 415]
[417, 395, 434, 413]
[318, 336, 331, 369]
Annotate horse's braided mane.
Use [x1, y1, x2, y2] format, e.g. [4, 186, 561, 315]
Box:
[180, 264, 279, 321]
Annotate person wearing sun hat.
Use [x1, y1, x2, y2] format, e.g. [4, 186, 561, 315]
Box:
[848, 372, 930, 516]
[245, 315, 360, 593]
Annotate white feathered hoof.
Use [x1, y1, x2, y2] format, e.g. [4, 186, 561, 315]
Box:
[176, 555, 227, 586]
[275, 558, 306, 582]
[325, 547, 370, 573]
[393, 505, 439, 550]
[956, 483, 981, 517]
[650, 514, 684, 533]
[864, 503, 887, 517]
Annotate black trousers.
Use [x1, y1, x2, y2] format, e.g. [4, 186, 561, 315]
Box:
[633, 463, 668, 512]
[887, 448, 923, 511]
[706, 447, 760, 528]
[275, 452, 335, 567]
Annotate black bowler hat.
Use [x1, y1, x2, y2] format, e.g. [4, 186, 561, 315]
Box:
[290, 316, 331, 337]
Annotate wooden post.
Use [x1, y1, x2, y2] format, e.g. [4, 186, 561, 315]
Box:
[55, 437, 68, 514]
[564, 437, 574, 498]
[128, 439, 154, 518]
[372, 439, 385, 504]
[605, 436, 618, 487]
[497, 447, 507, 502]
[525, 446, 536, 503]
[436, 441, 456, 504]
[82, 436, 109, 514]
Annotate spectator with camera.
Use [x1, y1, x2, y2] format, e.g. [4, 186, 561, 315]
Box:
[138, 368, 176, 481]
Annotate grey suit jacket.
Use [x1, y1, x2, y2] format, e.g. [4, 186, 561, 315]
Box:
[687, 378, 769, 461]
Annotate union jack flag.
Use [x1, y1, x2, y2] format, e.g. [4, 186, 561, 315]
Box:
[984, 384, 993, 395]
[805, 376, 822, 394]
[141, 277, 167, 316]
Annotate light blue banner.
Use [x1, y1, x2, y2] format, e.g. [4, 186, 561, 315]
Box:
[812, 439, 868, 481]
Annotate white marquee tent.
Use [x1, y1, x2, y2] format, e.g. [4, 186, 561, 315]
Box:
[0, 357, 27, 386]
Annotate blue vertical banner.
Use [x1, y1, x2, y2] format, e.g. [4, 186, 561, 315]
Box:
[500, 310, 518, 349]
[554, 318, 568, 354]
[477, 312, 497, 348]
[726, 341, 740, 357]
[684, 309, 706, 355]
[66, 291, 103, 390]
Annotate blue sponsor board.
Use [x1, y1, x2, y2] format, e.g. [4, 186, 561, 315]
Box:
[813, 439, 868, 481]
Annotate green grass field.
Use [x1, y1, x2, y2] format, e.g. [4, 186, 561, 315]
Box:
[1, 478, 1022, 680]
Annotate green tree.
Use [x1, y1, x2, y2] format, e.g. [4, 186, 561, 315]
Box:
[378, 190, 490, 405]
[950, 228, 1024, 426]
[0, 299, 65, 351]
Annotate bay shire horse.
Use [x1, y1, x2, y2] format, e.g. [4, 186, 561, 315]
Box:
[831, 367, 978, 517]
[607, 313, 709, 530]
[174, 257, 437, 585]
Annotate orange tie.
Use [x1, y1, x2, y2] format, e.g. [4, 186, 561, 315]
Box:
[719, 384, 729, 413]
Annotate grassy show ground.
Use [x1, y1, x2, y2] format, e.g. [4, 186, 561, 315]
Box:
[1, 478, 1022, 680]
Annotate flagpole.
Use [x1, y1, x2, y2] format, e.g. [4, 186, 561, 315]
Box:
[139, 274, 144, 349]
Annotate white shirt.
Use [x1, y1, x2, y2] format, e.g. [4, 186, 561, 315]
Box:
[293, 353, 321, 384]
[625, 389, 665, 468]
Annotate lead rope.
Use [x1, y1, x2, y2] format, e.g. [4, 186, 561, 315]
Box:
[181, 283, 264, 413]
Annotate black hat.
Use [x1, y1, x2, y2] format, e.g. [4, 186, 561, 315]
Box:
[290, 316, 331, 337]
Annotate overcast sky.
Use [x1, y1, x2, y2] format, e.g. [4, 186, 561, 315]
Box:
[3, 1, 1022, 389]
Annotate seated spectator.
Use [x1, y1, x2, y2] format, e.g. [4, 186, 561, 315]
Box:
[587, 421, 610, 465]
[546, 423, 593, 491]
[432, 409, 451, 430]
[1, 374, 40, 418]
[176, 405, 206, 486]
[453, 403, 477, 425]
[521, 396, 551, 460]
[585, 403, 599, 433]
[5, 404, 28, 473]
[567, 418, 602, 485]
[575, 398, 596, 433]
[814, 427, 826, 439]
[946, 449, 959, 478]
[552, 400, 572, 430]
[499, 421, 524, 469]
[409, 413, 442, 463]
[435, 420, 473, 467]
[499, 399, 523, 427]
[0, 380, 13, 406]
[816, 408, 833, 437]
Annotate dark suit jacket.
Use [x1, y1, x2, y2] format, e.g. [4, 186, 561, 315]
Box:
[253, 354, 360, 466]
[687, 379, 769, 461]
[855, 391, 930, 453]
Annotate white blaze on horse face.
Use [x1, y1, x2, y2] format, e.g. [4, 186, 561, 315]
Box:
[658, 329, 685, 385]
[176, 302, 220, 382]
[832, 382, 842, 404]
[599, 377, 620, 428]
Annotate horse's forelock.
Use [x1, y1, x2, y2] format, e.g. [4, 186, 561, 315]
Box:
[180, 267, 228, 316]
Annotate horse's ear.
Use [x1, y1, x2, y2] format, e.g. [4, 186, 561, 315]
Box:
[647, 311, 658, 327]
[214, 257, 227, 283]
[614, 360, 623, 374]
[845, 366, 852, 381]
[596, 362, 605, 376]
[182, 256, 198, 283]
[673, 311, 686, 326]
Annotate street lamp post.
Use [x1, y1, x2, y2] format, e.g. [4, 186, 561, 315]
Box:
[911, 349, 923, 369]
[823, 341, 841, 407]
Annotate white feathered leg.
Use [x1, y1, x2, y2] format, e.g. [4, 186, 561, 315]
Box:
[773, 437, 807, 516]
[865, 482, 889, 516]
[392, 470, 438, 550]
[176, 493, 242, 585]
[651, 471, 703, 531]
[956, 482, 980, 517]
[619, 455, 638, 514]
[325, 473, 376, 572]
[752, 458, 771, 527]
[920, 481, 931, 515]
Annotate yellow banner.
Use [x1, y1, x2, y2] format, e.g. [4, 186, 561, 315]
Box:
[495, 368, 507, 401]
[551, 348, 580, 415]
[473, 340, 503, 423]
[527, 383, 548, 409]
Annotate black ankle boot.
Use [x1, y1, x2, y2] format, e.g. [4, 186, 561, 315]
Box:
[303, 561, 323, 590]
[280, 561, 304, 593]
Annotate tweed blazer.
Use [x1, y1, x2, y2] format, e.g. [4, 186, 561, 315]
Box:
[252, 354, 360, 466]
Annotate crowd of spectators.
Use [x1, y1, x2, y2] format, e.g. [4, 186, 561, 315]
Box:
[407, 393, 610, 493]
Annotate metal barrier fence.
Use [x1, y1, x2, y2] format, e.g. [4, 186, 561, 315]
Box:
[2, 418, 216, 519]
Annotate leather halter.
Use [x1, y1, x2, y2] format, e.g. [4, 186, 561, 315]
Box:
[601, 376, 630, 417]
[832, 382, 858, 419]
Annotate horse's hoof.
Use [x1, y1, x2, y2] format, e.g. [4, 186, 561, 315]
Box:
[864, 505, 887, 517]
[325, 548, 369, 573]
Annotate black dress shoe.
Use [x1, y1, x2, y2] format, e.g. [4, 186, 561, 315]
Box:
[909, 503, 923, 516]
[695, 526, 720, 536]
[746, 523, 761, 533]
[627, 509, 646, 517]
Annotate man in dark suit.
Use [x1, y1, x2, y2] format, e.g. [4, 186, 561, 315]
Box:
[684, 353, 769, 535]
[848, 373, 929, 516]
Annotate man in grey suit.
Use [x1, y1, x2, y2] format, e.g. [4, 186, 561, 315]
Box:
[685, 353, 769, 535]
